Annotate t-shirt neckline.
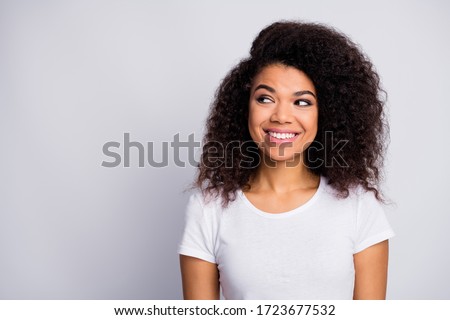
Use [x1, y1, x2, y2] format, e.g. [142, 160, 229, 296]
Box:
[238, 175, 324, 219]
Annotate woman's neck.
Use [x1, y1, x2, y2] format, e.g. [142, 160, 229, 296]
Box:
[249, 154, 319, 194]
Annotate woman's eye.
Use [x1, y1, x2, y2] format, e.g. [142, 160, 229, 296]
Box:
[256, 96, 273, 104]
[295, 99, 311, 107]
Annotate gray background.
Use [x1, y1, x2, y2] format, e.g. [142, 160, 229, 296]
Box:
[1, 0, 449, 299]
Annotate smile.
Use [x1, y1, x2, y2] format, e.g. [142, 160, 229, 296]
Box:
[268, 131, 297, 139]
[263, 129, 300, 143]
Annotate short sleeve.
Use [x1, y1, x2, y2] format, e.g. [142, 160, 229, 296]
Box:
[177, 192, 217, 264]
[354, 191, 395, 253]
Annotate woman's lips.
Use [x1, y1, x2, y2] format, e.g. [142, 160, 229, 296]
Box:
[264, 128, 299, 134]
[264, 130, 300, 144]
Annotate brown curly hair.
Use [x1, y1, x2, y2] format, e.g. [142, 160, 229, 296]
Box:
[194, 20, 388, 207]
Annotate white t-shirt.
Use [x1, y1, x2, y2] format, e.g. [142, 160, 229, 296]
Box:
[177, 175, 395, 299]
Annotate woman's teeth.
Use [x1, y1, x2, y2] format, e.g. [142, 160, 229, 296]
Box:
[268, 131, 297, 139]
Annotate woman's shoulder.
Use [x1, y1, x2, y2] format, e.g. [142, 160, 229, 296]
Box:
[187, 188, 225, 212]
[187, 188, 246, 219]
[320, 176, 383, 208]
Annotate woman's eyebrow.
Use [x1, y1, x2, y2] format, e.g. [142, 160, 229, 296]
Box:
[254, 84, 276, 93]
[253, 84, 316, 98]
[294, 90, 316, 98]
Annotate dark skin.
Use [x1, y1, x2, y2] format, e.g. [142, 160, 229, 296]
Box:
[180, 255, 220, 299]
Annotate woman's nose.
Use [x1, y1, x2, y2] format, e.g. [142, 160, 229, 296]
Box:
[270, 101, 293, 124]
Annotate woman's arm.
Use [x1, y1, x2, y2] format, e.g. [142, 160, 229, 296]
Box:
[179, 254, 220, 299]
[353, 240, 389, 300]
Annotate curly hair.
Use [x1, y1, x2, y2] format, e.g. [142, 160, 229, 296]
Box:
[194, 20, 388, 207]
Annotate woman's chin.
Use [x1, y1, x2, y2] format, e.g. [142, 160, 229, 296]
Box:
[261, 152, 304, 166]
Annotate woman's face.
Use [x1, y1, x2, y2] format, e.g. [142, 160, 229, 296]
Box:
[248, 64, 318, 163]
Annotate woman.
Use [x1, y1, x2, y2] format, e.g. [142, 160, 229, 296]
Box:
[178, 21, 395, 299]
